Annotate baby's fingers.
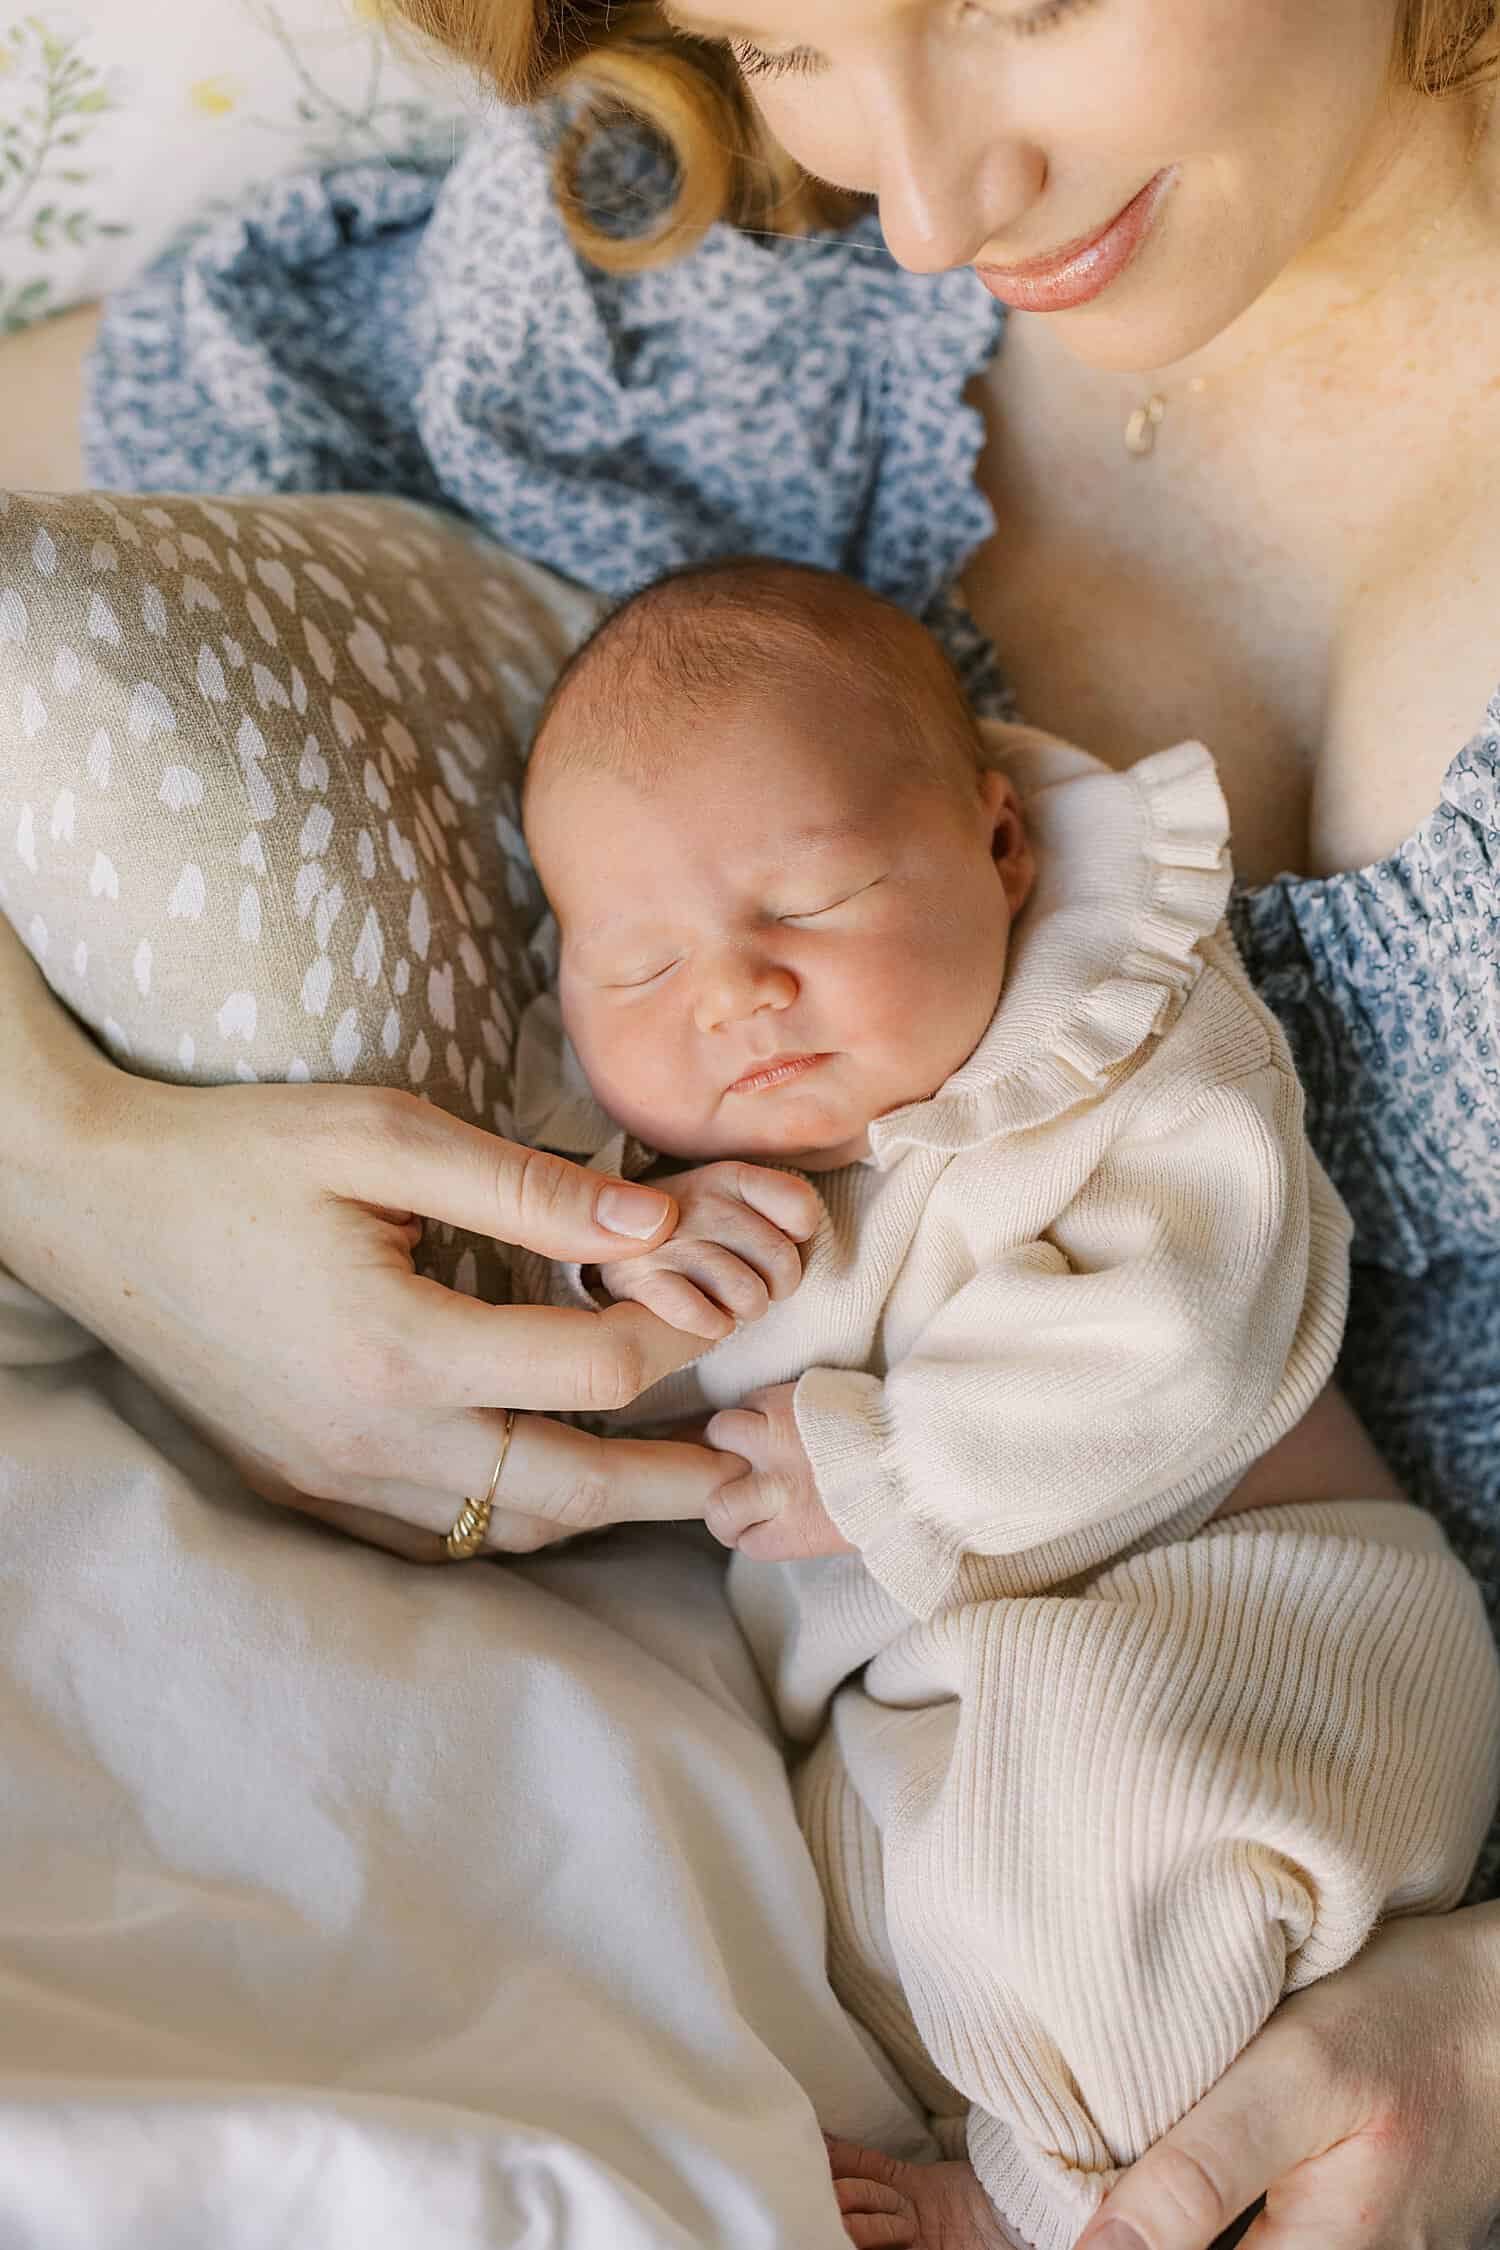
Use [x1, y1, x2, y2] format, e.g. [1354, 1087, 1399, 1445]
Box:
[612, 1266, 734, 1343]
[727, 1163, 823, 1243]
[704, 1474, 771, 1550]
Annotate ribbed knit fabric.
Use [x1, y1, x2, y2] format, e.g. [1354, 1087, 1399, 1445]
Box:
[796, 1499, 1500, 2250]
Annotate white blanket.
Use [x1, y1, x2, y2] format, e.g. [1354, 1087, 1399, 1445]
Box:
[0, 1269, 931, 2248]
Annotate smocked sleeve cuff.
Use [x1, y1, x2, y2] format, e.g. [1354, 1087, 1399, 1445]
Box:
[793, 1366, 962, 1619]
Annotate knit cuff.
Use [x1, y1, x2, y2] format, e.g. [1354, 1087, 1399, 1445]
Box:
[793, 1366, 961, 1618]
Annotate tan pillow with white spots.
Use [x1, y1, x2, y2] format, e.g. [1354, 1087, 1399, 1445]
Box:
[0, 486, 604, 1300]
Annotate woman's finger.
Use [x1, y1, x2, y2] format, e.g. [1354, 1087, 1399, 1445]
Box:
[1073, 2020, 1339, 2250]
[355, 1415, 745, 1545]
[328, 1091, 679, 1262]
[498, 1417, 744, 1533]
[392, 1279, 707, 1411]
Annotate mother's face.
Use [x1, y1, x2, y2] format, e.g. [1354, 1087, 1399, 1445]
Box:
[662, 0, 1407, 371]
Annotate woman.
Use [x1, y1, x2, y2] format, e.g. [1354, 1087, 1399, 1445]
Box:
[5, 0, 1500, 2241]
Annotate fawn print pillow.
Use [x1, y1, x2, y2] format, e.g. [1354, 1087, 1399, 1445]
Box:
[0, 485, 604, 1297]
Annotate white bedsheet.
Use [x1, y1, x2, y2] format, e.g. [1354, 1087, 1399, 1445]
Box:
[0, 1268, 931, 2248]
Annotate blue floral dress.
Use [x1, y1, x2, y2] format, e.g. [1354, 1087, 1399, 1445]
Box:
[87, 103, 1500, 1896]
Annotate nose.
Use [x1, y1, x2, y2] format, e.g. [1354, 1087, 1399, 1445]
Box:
[693, 948, 798, 1036]
[861, 62, 1044, 275]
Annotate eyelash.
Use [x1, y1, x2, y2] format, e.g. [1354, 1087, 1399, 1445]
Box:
[780, 895, 853, 923]
[607, 887, 871, 983]
[612, 960, 681, 990]
[730, 0, 1094, 79]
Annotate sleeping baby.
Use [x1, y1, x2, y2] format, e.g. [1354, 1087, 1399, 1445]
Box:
[513, 557, 1500, 2250]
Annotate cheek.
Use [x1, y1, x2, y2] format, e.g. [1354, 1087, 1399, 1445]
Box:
[819, 913, 1004, 1072]
[566, 998, 700, 1129]
[750, 85, 880, 195]
[1133, 0, 1395, 198]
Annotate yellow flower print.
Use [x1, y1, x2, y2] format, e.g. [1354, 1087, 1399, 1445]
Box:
[0, 45, 15, 78]
[188, 76, 244, 118]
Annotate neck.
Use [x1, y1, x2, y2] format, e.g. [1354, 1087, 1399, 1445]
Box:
[783, 1130, 870, 1172]
[1177, 76, 1497, 383]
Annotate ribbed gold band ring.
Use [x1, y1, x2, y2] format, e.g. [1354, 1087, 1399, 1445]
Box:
[444, 1408, 517, 1561]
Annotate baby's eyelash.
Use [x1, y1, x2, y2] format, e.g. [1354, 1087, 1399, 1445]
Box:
[780, 878, 882, 922]
[610, 959, 680, 990]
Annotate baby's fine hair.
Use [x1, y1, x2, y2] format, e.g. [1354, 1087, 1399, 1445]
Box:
[523, 556, 982, 819]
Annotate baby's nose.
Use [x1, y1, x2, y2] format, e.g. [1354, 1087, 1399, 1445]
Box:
[694, 956, 797, 1033]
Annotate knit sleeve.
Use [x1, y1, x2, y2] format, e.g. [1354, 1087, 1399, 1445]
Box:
[793, 1052, 1352, 1618]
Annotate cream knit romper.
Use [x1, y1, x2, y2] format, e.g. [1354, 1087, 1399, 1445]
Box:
[516, 733, 1500, 2250]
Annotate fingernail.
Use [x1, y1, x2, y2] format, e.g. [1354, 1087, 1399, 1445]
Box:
[1083, 2227, 1146, 2250]
[597, 1181, 672, 1240]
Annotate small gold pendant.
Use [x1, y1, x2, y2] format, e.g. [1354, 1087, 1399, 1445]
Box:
[1124, 392, 1166, 458]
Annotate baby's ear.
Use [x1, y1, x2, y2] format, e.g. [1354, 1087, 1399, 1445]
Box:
[979, 769, 1036, 919]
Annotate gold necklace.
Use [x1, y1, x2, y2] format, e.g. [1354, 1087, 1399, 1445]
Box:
[1123, 86, 1498, 458]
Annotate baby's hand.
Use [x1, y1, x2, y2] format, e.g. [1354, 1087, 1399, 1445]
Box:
[596, 1163, 821, 1343]
[704, 1382, 856, 1562]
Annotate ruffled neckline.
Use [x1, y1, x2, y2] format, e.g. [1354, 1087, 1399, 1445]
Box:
[868, 732, 1232, 1161]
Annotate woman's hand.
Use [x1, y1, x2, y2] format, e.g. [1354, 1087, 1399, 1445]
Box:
[1075, 1903, 1500, 2250]
[0, 938, 736, 1557]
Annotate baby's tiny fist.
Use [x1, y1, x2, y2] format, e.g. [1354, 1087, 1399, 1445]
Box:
[595, 1251, 737, 1343]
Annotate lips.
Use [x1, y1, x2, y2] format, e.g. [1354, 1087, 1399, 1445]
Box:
[727, 1053, 828, 1096]
[975, 167, 1176, 314]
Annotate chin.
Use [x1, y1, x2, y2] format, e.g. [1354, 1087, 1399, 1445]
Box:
[1047, 278, 1254, 373]
[1039, 211, 1292, 377]
[729, 1117, 869, 1171]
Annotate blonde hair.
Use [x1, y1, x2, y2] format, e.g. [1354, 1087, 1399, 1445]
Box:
[1403, 0, 1498, 87]
[386, 0, 1497, 269]
[385, 0, 860, 269]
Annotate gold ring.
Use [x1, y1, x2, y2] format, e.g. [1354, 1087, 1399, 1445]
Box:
[445, 1409, 516, 1561]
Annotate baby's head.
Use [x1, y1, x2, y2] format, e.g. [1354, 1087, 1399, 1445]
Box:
[523, 559, 1034, 1170]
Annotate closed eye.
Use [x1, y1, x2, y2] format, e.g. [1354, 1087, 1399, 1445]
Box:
[606, 958, 682, 990]
[780, 877, 882, 924]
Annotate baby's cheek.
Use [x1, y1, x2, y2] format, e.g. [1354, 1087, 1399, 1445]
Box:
[581, 1014, 707, 1146]
[851, 946, 995, 1096]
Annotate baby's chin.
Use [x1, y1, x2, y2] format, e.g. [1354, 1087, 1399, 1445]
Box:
[643, 1115, 873, 1173]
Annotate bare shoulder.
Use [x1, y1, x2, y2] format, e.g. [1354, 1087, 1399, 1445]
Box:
[0, 302, 100, 493]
